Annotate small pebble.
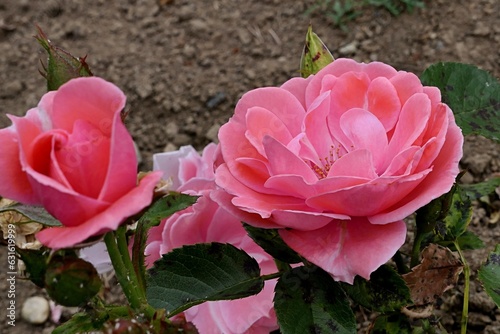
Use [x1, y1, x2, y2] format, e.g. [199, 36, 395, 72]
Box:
[21, 296, 50, 324]
[206, 92, 226, 109]
[206, 123, 221, 142]
[338, 41, 358, 55]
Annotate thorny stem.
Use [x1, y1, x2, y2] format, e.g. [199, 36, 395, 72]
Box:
[104, 226, 155, 319]
[453, 241, 470, 334]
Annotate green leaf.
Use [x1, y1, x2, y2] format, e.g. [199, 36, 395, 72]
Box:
[35, 26, 93, 91]
[415, 184, 456, 235]
[341, 265, 412, 312]
[420, 62, 500, 141]
[460, 178, 500, 200]
[455, 230, 485, 250]
[45, 256, 102, 307]
[53, 312, 104, 334]
[437, 230, 485, 251]
[140, 193, 199, 230]
[146, 243, 263, 316]
[370, 313, 412, 334]
[441, 186, 473, 240]
[478, 244, 500, 307]
[132, 192, 199, 293]
[243, 223, 302, 264]
[16, 248, 51, 288]
[0, 203, 61, 226]
[274, 266, 356, 334]
[300, 25, 334, 78]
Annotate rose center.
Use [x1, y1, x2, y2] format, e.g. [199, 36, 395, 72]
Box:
[308, 144, 344, 179]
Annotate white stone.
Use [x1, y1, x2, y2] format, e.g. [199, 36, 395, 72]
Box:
[338, 41, 358, 55]
[21, 296, 50, 324]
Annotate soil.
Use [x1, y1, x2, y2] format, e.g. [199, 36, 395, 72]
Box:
[0, 0, 499, 333]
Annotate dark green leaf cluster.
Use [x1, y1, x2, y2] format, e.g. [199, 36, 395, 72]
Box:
[17, 249, 101, 306]
[421, 62, 500, 141]
[478, 245, 500, 307]
[304, 0, 424, 30]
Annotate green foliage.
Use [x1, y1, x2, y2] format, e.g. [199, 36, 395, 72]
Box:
[364, 0, 424, 15]
[370, 312, 412, 334]
[16, 248, 51, 288]
[305, 0, 424, 29]
[420, 62, 500, 141]
[437, 230, 485, 251]
[52, 312, 104, 334]
[478, 244, 500, 307]
[415, 184, 456, 235]
[274, 265, 356, 334]
[35, 26, 93, 91]
[439, 186, 473, 241]
[0, 203, 61, 226]
[146, 243, 264, 316]
[45, 255, 102, 307]
[132, 192, 199, 293]
[305, 0, 359, 30]
[243, 223, 302, 264]
[460, 177, 500, 200]
[341, 265, 412, 312]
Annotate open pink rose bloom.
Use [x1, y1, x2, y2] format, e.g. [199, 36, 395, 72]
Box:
[215, 58, 463, 283]
[0, 77, 161, 249]
[146, 144, 278, 334]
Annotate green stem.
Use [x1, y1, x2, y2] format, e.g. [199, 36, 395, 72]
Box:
[115, 226, 146, 299]
[410, 230, 426, 267]
[104, 227, 155, 318]
[454, 241, 470, 334]
[274, 259, 292, 273]
[261, 271, 283, 281]
[393, 250, 409, 274]
[131, 222, 147, 294]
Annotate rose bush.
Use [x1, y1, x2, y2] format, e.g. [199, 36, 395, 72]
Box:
[145, 144, 279, 334]
[0, 77, 161, 249]
[214, 58, 463, 283]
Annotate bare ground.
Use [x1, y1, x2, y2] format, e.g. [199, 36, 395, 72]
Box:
[0, 0, 499, 333]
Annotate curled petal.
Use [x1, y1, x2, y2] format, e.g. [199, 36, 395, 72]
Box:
[36, 171, 162, 249]
[48, 77, 126, 134]
[370, 110, 463, 225]
[0, 127, 37, 204]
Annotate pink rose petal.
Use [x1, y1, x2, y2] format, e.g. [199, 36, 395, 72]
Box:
[280, 217, 407, 284]
[36, 171, 161, 249]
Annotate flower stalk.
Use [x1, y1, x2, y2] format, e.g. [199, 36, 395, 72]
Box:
[454, 241, 470, 334]
[104, 225, 155, 318]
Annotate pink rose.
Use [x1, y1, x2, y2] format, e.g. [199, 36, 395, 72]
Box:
[146, 144, 278, 334]
[214, 58, 463, 283]
[0, 77, 161, 249]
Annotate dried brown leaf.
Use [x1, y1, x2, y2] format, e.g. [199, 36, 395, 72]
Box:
[403, 244, 463, 305]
